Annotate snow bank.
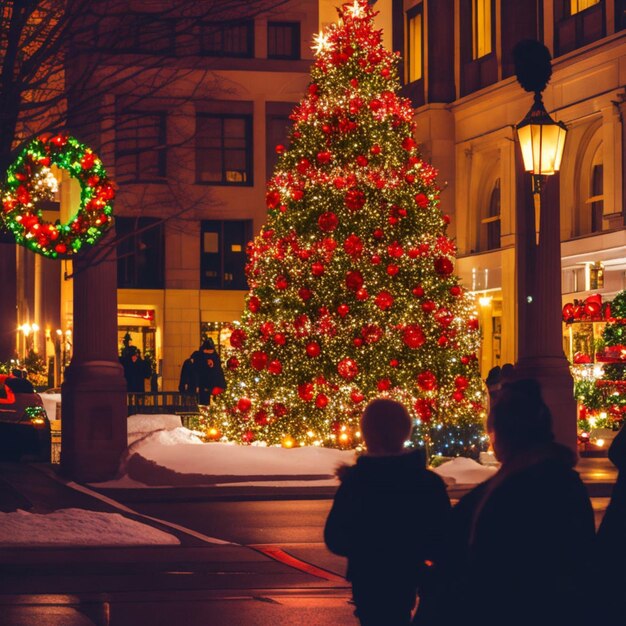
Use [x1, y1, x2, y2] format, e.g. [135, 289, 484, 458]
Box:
[0, 508, 180, 546]
[433, 457, 498, 486]
[40, 392, 61, 420]
[128, 414, 183, 434]
[135, 438, 354, 477]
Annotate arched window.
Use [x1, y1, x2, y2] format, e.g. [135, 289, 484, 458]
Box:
[479, 178, 501, 251]
[573, 125, 604, 237]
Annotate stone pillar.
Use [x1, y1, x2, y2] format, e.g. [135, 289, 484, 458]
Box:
[0, 241, 17, 360]
[515, 153, 577, 453]
[61, 228, 127, 481]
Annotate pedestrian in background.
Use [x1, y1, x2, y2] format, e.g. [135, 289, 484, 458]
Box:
[178, 355, 196, 395]
[595, 422, 626, 625]
[191, 338, 226, 405]
[325, 398, 451, 626]
[438, 379, 594, 626]
[120, 346, 150, 392]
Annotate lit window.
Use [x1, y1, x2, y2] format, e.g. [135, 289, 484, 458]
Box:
[407, 7, 423, 82]
[570, 0, 600, 15]
[589, 163, 604, 233]
[472, 0, 492, 59]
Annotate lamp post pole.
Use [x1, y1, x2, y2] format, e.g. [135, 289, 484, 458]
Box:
[514, 40, 577, 453]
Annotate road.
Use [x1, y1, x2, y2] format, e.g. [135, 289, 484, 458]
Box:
[0, 483, 611, 626]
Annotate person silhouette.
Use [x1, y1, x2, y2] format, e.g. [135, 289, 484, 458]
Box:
[432, 379, 595, 626]
[191, 338, 226, 405]
[325, 399, 451, 626]
[595, 423, 626, 625]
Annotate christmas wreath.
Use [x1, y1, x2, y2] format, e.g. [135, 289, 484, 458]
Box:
[1, 134, 114, 259]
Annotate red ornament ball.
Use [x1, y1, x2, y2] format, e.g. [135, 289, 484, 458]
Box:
[254, 410, 270, 425]
[414, 398, 433, 422]
[414, 193, 429, 208]
[226, 356, 239, 370]
[311, 261, 325, 277]
[306, 342, 321, 358]
[229, 328, 247, 348]
[375, 290, 394, 311]
[450, 285, 462, 297]
[237, 397, 252, 413]
[275, 275, 289, 290]
[315, 393, 329, 409]
[345, 270, 364, 291]
[350, 390, 364, 404]
[337, 358, 359, 380]
[345, 189, 366, 211]
[317, 150, 332, 164]
[455, 375, 469, 390]
[403, 324, 425, 349]
[417, 371, 437, 391]
[242, 430, 255, 443]
[247, 296, 261, 313]
[318, 211, 339, 232]
[356, 288, 369, 301]
[377, 378, 392, 391]
[343, 234, 363, 258]
[386, 264, 399, 277]
[337, 304, 350, 318]
[452, 390, 465, 402]
[273, 332, 286, 345]
[268, 360, 283, 375]
[412, 285, 425, 298]
[298, 383, 315, 402]
[266, 190, 281, 209]
[298, 287, 312, 301]
[434, 257, 454, 276]
[250, 351, 268, 371]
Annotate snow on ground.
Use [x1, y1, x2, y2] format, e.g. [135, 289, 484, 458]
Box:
[0, 508, 180, 546]
[90, 413, 497, 489]
[433, 456, 498, 486]
[40, 392, 61, 420]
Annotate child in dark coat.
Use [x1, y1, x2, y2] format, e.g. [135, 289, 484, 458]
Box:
[324, 399, 451, 626]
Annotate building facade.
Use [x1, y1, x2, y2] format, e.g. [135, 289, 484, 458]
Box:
[388, 0, 626, 377]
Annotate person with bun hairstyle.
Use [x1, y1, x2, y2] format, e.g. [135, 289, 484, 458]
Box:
[436, 379, 595, 626]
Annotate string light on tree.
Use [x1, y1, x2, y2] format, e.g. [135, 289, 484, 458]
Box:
[216, 0, 488, 457]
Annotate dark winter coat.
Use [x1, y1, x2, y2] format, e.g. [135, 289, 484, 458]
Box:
[324, 450, 451, 626]
[178, 358, 197, 394]
[191, 349, 226, 403]
[439, 443, 595, 626]
[120, 356, 150, 392]
[596, 425, 626, 625]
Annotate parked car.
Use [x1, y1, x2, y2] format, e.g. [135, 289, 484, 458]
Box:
[0, 374, 51, 462]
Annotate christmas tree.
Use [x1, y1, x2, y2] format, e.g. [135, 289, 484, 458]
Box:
[576, 290, 626, 435]
[216, 0, 487, 457]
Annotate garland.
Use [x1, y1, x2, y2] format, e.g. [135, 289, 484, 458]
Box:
[1, 134, 114, 259]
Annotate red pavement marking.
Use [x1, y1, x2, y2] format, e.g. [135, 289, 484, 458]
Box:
[248, 544, 347, 584]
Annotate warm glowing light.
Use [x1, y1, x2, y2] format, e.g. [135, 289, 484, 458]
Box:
[346, 0, 366, 18]
[312, 31, 331, 55]
[282, 435, 296, 448]
[478, 295, 492, 307]
[596, 439, 605, 447]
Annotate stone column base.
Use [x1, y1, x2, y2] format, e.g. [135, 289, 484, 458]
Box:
[61, 360, 127, 482]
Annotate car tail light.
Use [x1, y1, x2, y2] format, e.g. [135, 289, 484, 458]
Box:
[21, 406, 48, 429]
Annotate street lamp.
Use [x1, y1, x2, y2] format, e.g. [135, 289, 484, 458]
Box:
[513, 39, 577, 453]
[516, 92, 567, 242]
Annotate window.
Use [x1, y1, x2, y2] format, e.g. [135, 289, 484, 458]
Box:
[200, 21, 254, 57]
[109, 15, 175, 54]
[201, 220, 252, 290]
[116, 112, 166, 182]
[570, 0, 600, 13]
[268, 22, 300, 59]
[472, 0, 492, 59]
[480, 178, 501, 251]
[196, 114, 252, 185]
[116, 217, 165, 289]
[407, 6, 423, 82]
[554, 0, 604, 55]
[590, 163, 604, 233]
